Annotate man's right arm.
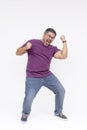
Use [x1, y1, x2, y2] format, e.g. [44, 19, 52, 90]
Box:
[16, 42, 32, 56]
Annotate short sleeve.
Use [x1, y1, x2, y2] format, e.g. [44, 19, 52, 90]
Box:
[53, 46, 60, 56]
[20, 40, 30, 48]
[20, 39, 34, 53]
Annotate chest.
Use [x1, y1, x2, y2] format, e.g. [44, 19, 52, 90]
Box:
[31, 44, 54, 58]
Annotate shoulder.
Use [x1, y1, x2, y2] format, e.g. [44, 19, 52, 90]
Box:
[28, 39, 37, 42]
[49, 45, 59, 50]
[28, 39, 41, 44]
[49, 45, 60, 55]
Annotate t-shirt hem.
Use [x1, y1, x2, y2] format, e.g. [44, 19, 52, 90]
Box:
[26, 71, 53, 78]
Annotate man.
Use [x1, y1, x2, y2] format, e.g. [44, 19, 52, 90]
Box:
[16, 28, 68, 122]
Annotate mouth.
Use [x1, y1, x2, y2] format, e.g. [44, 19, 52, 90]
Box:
[45, 39, 51, 45]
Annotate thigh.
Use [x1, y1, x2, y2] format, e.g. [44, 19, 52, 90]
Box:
[44, 74, 64, 94]
[25, 78, 43, 98]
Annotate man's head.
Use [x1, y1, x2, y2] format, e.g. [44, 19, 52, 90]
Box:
[42, 28, 57, 46]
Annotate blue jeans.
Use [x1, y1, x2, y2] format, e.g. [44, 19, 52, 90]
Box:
[22, 74, 65, 115]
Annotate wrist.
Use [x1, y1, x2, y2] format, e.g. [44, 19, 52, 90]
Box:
[62, 40, 67, 43]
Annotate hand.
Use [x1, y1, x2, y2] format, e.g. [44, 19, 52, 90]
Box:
[60, 35, 66, 42]
[25, 42, 32, 50]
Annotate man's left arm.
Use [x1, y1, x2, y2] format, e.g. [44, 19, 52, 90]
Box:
[54, 35, 68, 59]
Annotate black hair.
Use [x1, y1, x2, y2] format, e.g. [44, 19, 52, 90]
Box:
[44, 28, 57, 36]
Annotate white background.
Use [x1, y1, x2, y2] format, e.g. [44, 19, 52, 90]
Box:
[0, 0, 87, 129]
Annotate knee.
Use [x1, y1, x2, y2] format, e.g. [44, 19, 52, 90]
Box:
[56, 87, 65, 95]
[25, 94, 35, 102]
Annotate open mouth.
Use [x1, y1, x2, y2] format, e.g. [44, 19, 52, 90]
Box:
[46, 39, 51, 44]
[45, 42, 50, 46]
[43, 39, 52, 46]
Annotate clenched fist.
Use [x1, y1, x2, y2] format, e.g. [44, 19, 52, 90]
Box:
[60, 35, 66, 42]
[25, 42, 32, 50]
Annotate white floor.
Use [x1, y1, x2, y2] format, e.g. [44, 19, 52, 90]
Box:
[0, 93, 87, 130]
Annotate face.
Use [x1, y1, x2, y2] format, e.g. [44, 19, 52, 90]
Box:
[42, 32, 56, 46]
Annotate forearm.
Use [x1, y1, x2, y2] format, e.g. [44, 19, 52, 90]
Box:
[62, 42, 68, 58]
[16, 46, 27, 55]
[16, 42, 32, 56]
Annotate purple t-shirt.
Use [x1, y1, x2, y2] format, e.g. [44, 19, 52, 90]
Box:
[21, 39, 60, 78]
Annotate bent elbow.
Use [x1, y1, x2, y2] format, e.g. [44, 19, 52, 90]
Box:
[16, 50, 18, 55]
[16, 49, 21, 56]
[63, 53, 68, 59]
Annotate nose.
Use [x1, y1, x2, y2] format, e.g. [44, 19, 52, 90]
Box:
[49, 36, 52, 40]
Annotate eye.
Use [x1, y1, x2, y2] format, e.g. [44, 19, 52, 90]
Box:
[48, 35, 55, 39]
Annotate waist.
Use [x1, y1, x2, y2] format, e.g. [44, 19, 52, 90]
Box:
[26, 70, 52, 78]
